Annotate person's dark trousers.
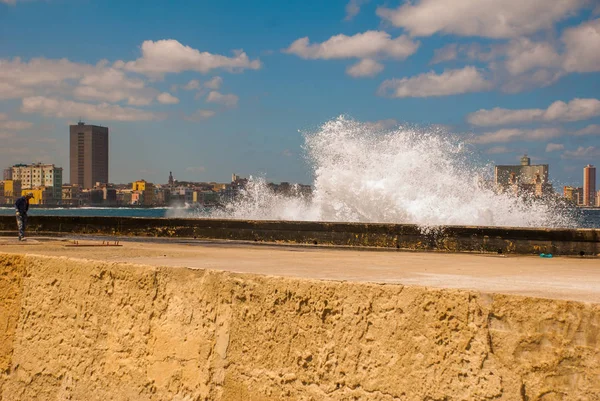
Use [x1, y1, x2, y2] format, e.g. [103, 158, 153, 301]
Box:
[16, 213, 27, 240]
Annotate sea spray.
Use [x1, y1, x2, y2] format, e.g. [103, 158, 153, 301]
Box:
[180, 116, 575, 229]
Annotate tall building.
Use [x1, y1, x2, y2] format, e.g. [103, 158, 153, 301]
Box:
[494, 155, 552, 196]
[69, 122, 109, 189]
[583, 164, 596, 207]
[10, 163, 63, 201]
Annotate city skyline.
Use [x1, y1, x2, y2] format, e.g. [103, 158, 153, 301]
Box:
[0, 0, 599, 186]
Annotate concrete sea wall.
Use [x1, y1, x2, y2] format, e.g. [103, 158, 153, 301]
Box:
[1, 253, 599, 400]
[0, 216, 599, 255]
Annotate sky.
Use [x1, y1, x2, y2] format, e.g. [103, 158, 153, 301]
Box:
[1, 0, 599, 188]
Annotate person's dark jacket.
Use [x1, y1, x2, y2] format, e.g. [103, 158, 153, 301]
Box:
[15, 196, 29, 216]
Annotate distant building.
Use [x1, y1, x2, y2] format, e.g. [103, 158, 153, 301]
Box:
[62, 184, 82, 206]
[24, 187, 53, 205]
[132, 180, 155, 206]
[564, 186, 575, 200]
[494, 155, 552, 196]
[583, 165, 596, 207]
[576, 187, 584, 206]
[10, 163, 63, 202]
[3, 169, 12, 180]
[0, 180, 21, 205]
[70, 122, 109, 189]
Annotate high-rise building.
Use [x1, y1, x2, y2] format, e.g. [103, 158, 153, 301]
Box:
[69, 122, 109, 189]
[10, 163, 63, 201]
[583, 164, 596, 207]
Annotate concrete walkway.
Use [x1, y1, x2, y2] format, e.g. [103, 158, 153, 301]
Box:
[1, 237, 599, 303]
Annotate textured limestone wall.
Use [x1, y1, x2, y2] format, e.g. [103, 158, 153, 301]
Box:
[0, 254, 599, 401]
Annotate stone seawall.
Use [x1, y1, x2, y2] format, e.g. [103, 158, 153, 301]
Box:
[1, 253, 599, 400]
[0, 216, 599, 255]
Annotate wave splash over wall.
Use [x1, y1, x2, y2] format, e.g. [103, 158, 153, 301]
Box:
[209, 117, 573, 229]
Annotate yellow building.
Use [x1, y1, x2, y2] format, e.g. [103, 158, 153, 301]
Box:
[22, 188, 53, 205]
[132, 180, 155, 206]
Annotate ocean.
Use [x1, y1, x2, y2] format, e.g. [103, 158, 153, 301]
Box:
[0, 207, 599, 229]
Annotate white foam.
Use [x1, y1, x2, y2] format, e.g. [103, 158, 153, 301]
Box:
[189, 116, 575, 229]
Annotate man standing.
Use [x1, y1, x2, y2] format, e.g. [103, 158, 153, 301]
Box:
[15, 193, 34, 241]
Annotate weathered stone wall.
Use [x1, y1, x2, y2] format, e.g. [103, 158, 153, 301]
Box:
[0, 216, 599, 255]
[1, 254, 599, 400]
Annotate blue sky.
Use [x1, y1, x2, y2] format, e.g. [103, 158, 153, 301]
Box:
[1, 0, 599, 187]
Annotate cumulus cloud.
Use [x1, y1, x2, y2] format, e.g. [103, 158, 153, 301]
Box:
[430, 44, 458, 64]
[118, 40, 261, 77]
[485, 146, 514, 154]
[0, 57, 161, 105]
[344, 0, 370, 21]
[285, 31, 419, 60]
[469, 127, 563, 144]
[561, 146, 600, 159]
[21, 97, 161, 121]
[0, 120, 33, 130]
[377, 0, 588, 38]
[504, 38, 562, 76]
[182, 79, 201, 91]
[468, 98, 600, 126]
[346, 59, 384, 77]
[546, 143, 565, 152]
[157, 92, 180, 104]
[428, 19, 599, 92]
[0, 57, 96, 100]
[204, 76, 223, 90]
[575, 124, 600, 136]
[562, 18, 600, 73]
[74, 67, 158, 105]
[378, 66, 492, 98]
[206, 91, 238, 108]
[185, 109, 216, 122]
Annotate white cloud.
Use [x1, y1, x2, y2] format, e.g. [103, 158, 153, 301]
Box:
[377, 0, 588, 38]
[344, 0, 369, 21]
[285, 31, 419, 60]
[430, 44, 458, 64]
[0, 120, 33, 130]
[119, 40, 261, 77]
[0, 57, 96, 100]
[185, 109, 216, 122]
[470, 127, 563, 144]
[561, 146, 600, 159]
[546, 143, 565, 152]
[182, 80, 201, 91]
[204, 76, 223, 90]
[562, 18, 600, 73]
[468, 98, 600, 126]
[21, 97, 161, 121]
[575, 124, 600, 136]
[0, 57, 159, 105]
[485, 146, 514, 154]
[346, 59, 384, 77]
[157, 92, 180, 104]
[378, 66, 492, 98]
[504, 38, 562, 76]
[206, 91, 238, 108]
